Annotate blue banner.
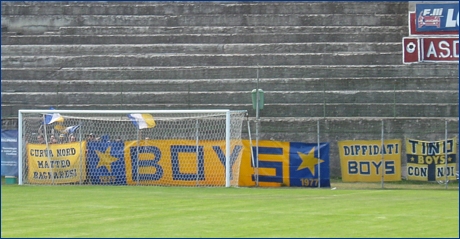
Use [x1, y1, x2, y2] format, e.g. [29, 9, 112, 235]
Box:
[288, 142, 330, 187]
[86, 140, 127, 185]
[416, 3, 459, 32]
[1, 130, 18, 177]
[239, 140, 330, 188]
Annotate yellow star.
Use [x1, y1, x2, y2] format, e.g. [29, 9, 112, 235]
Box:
[96, 146, 119, 173]
[297, 147, 324, 175]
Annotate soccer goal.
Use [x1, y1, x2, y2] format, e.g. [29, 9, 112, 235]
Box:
[18, 109, 247, 187]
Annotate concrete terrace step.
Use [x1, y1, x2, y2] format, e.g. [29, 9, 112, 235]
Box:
[1, 103, 457, 118]
[1, 2, 408, 15]
[2, 90, 457, 105]
[0, 43, 402, 56]
[1, 14, 407, 34]
[1, 32, 405, 45]
[1, 52, 404, 67]
[2, 77, 457, 92]
[2, 65, 457, 80]
[57, 26, 408, 35]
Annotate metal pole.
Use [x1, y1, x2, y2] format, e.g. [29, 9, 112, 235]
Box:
[381, 120, 384, 189]
[445, 120, 448, 189]
[247, 117, 256, 177]
[317, 120, 321, 188]
[225, 111, 231, 187]
[136, 129, 140, 185]
[18, 112, 23, 185]
[78, 121, 83, 185]
[255, 67, 260, 187]
[196, 119, 200, 186]
[42, 116, 55, 185]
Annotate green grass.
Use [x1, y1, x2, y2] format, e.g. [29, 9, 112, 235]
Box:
[1, 180, 458, 238]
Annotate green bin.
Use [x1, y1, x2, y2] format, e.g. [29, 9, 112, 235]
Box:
[251, 89, 264, 110]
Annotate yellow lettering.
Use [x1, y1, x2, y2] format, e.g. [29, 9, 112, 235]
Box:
[300, 178, 318, 187]
[100, 176, 117, 184]
[417, 156, 425, 164]
[425, 156, 433, 164]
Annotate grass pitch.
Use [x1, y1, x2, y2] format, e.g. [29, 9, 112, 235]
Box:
[1, 181, 458, 238]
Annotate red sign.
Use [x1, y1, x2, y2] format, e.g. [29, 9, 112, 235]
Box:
[421, 37, 459, 62]
[409, 12, 458, 36]
[403, 37, 458, 63]
[402, 37, 420, 64]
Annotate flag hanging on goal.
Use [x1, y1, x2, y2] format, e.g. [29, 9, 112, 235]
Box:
[63, 125, 80, 134]
[127, 114, 156, 129]
[44, 107, 64, 124]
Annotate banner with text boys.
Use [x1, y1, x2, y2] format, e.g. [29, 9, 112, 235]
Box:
[338, 139, 402, 182]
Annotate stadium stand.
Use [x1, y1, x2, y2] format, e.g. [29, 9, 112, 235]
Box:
[2, 1, 458, 177]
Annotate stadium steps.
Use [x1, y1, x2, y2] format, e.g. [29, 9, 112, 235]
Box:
[1, 52, 405, 67]
[1, 65, 457, 80]
[1, 2, 457, 120]
[1, 102, 457, 118]
[1, 1, 408, 35]
[1, 2, 408, 15]
[1, 14, 409, 27]
[2, 77, 457, 92]
[2, 77, 458, 118]
[56, 26, 408, 35]
[1, 43, 402, 56]
[2, 90, 458, 105]
[1, 32, 405, 45]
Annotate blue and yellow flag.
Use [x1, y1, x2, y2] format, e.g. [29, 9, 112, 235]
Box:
[127, 114, 156, 129]
[239, 140, 330, 187]
[44, 108, 64, 125]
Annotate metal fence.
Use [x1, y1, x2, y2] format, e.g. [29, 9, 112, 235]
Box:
[247, 117, 459, 189]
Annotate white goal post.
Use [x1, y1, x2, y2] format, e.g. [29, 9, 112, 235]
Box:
[18, 109, 247, 187]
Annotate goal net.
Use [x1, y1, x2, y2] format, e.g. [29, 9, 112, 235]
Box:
[18, 109, 247, 187]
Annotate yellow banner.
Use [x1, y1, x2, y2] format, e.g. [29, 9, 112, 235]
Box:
[239, 140, 292, 187]
[26, 142, 87, 184]
[338, 139, 401, 182]
[122, 139, 239, 186]
[406, 138, 457, 181]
